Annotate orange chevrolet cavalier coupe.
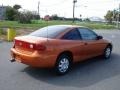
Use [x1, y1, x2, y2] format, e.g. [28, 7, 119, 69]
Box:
[11, 25, 112, 75]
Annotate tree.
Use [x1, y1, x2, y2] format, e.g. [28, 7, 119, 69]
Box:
[18, 11, 33, 23]
[5, 6, 17, 20]
[105, 9, 120, 24]
[113, 10, 120, 22]
[13, 4, 21, 10]
[104, 10, 113, 23]
[13, 4, 21, 20]
[31, 11, 40, 20]
[51, 14, 59, 20]
[5, 4, 21, 21]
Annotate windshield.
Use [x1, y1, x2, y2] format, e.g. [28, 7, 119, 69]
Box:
[29, 25, 69, 38]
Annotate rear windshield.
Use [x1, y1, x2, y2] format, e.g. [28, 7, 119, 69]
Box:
[29, 25, 69, 38]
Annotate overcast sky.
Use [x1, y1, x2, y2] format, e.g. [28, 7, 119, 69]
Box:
[0, 0, 120, 19]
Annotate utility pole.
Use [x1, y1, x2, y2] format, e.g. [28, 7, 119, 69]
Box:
[73, 0, 77, 23]
[38, 1, 40, 18]
[117, 3, 120, 29]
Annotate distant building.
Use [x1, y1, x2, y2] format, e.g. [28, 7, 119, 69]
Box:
[89, 17, 105, 22]
[44, 15, 51, 21]
[0, 5, 6, 20]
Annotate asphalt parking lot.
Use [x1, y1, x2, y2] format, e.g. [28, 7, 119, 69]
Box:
[0, 30, 120, 90]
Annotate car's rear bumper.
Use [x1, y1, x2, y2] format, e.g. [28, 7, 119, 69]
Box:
[10, 48, 56, 68]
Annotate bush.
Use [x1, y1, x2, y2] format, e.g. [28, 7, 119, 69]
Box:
[18, 11, 33, 24]
[33, 14, 40, 20]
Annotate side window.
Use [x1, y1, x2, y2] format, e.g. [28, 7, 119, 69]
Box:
[79, 28, 97, 40]
[62, 29, 81, 40]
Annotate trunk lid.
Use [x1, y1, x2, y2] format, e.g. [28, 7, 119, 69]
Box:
[14, 35, 47, 54]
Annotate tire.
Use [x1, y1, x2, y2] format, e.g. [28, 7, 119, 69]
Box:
[103, 46, 112, 59]
[55, 54, 72, 75]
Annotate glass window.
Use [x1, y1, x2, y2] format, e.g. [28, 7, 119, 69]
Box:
[62, 29, 81, 40]
[79, 28, 97, 40]
[29, 25, 69, 38]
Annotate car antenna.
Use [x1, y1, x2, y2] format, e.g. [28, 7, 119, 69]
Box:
[47, 20, 49, 42]
[46, 9, 49, 43]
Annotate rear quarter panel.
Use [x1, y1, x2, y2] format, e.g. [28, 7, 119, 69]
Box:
[47, 39, 87, 63]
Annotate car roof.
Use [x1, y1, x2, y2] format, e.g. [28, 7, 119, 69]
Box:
[29, 25, 89, 39]
[48, 25, 86, 29]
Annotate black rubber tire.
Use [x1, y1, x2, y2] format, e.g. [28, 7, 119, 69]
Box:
[55, 54, 72, 75]
[103, 46, 112, 59]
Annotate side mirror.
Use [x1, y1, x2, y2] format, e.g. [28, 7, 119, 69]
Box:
[97, 35, 103, 40]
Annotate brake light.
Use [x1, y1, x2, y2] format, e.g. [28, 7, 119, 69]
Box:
[14, 39, 46, 51]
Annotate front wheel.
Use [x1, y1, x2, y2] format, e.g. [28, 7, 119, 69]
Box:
[55, 54, 72, 75]
[103, 46, 112, 59]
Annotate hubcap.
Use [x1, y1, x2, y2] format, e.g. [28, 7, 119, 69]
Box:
[58, 58, 69, 73]
[105, 47, 111, 58]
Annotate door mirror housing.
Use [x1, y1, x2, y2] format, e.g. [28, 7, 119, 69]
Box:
[97, 35, 103, 40]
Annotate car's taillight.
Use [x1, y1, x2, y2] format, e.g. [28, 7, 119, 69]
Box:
[14, 39, 46, 51]
[32, 44, 46, 51]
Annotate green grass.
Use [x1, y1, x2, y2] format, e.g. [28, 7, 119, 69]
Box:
[0, 20, 116, 30]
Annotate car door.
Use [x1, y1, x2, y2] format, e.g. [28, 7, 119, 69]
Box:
[78, 28, 104, 59]
[61, 28, 87, 62]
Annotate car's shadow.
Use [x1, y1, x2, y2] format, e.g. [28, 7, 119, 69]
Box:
[21, 53, 120, 88]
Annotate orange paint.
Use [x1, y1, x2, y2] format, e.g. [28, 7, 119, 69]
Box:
[11, 25, 112, 68]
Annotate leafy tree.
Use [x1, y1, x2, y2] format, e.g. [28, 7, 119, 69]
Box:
[5, 4, 21, 21]
[5, 4, 40, 22]
[5, 6, 17, 21]
[13, 4, 21, 10]
[105, 10, 120, 23]
[31, 11, 40, 20]
[18, 11, 33, 23]
[51, 14, 59, 20]
[13, 4, 21, 20]
[113, 10, 120, 22]
[104, 10, 113, 23]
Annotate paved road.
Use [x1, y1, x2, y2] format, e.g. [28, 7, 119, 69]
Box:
[0, 30, 120, 90]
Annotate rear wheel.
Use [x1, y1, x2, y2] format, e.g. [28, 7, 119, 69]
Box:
[55, 54, 72, 75]
[103, 46, 112, 59]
